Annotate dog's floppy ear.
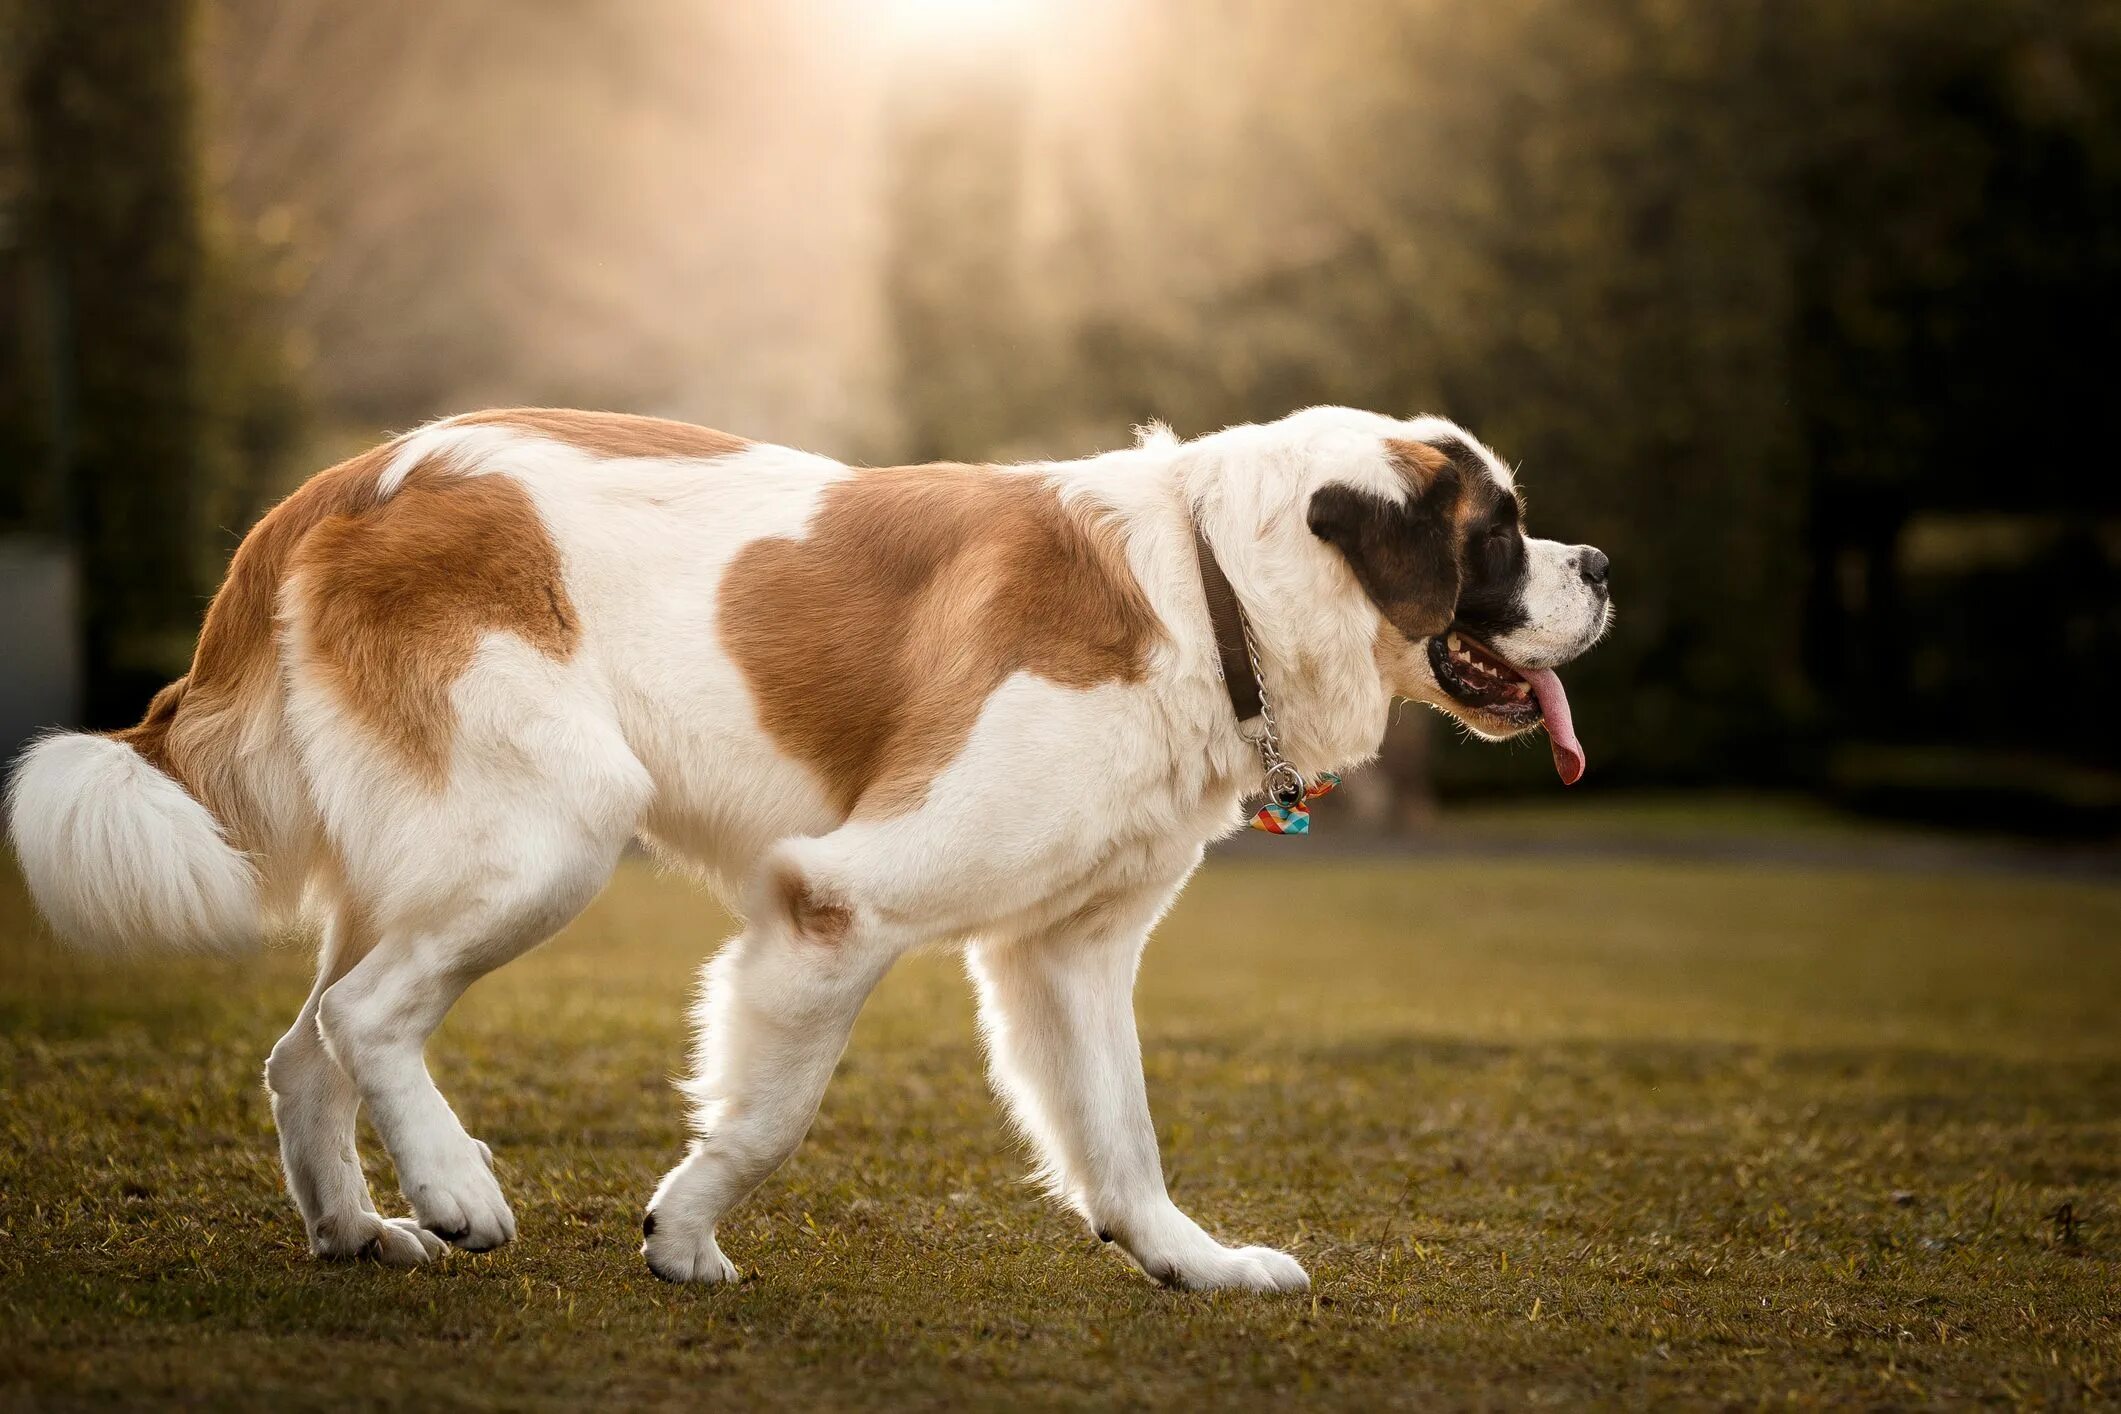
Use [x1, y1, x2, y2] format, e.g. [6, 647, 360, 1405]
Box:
[1307, 443, 1463, 641]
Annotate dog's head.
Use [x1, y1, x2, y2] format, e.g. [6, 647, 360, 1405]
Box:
[1192, 408, 1612, 782]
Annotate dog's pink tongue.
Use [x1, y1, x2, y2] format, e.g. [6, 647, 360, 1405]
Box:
[1521, 667, 1584, 785]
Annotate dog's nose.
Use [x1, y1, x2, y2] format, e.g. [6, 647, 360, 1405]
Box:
[1576, 547, 1609, 588]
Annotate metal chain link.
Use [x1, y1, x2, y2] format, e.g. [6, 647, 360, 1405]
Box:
[1235, 611, 1307, 809]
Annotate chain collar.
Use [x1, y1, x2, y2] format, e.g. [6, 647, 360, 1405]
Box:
[1190, 521, 1309, 810]
[1233, 607, 1308, 809]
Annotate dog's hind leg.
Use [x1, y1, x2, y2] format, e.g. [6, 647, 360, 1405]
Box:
[314, 846, 623, 1252]
[265, 896, 444, 1266]
[300, 646, 651, 1254]
[968, 857, 1310, 1293]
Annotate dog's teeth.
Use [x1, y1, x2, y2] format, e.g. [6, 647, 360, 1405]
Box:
[1448, 634, 1462, 652]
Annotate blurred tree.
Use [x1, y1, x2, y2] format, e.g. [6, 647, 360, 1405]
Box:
[19, 0, 211, 724]
[1788, 0, 2121, 786]
[882, 61, 1035, 463]
[201, 0, 881, 448]
[0, 0, 56, 535]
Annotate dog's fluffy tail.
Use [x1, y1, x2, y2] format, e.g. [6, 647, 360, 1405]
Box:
[7, 708, 260, 957]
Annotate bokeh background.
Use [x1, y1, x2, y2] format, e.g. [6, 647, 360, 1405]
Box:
[3, 0, 2119, 833]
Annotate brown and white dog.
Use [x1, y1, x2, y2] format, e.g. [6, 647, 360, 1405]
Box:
[7, 405, 1610, 1290]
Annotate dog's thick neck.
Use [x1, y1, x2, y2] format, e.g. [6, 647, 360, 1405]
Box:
[1044, 426, 1399, 787]
[1168, 445, 1394, 781]
[1191, 531, 1393, 781]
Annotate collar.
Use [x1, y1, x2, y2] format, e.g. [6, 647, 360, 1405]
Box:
[1190, 522, 1262, 724]
[1189, 519, 1342, 831]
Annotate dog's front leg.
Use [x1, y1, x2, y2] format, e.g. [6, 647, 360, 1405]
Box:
[969, 879, 1309, 1293]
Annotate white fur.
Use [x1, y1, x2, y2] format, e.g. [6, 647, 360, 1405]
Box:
[8, 405, 1604, 1291]
[1490, 535, 1613, 669]
[6, 732, 259, 954]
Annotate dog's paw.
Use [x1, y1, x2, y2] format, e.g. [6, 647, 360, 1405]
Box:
[1113, 1206, 1311, 1293]
[402, 1141, 516, 1252]
[1148, 1242, 1310, 1293]
[1179, 1246, 1306, 1297]
[1128, 1229, 1306, 1297]
[642, 1210, 739, 1285]
[311, 1212, 448, 1268]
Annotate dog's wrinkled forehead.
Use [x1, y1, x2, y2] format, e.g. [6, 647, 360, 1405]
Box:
[1395, 425, 1517, 501]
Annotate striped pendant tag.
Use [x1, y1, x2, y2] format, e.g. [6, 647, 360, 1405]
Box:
[1248, 772, 1340, 835]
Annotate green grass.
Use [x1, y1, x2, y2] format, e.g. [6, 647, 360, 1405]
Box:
[1439, 790, 1883, 842]
[3, 850, 2118, 1410]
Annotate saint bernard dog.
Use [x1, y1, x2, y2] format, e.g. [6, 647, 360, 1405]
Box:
[7, 405, 1610, 1291]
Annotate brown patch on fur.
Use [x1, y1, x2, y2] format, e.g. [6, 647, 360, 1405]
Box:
[1393, 436, 1510, 536]
[1386, 438, 1451, 486]
[1372, 619, 1430, 702]
[109, 443, 400, 846]
[109, 433, 584, 844]
[721, 465, 1159, 818]
[453, 408, 748, 462]
[778, 869, 853, 946]
[289, 465, 580, 781]
[109, 676, 190, 777]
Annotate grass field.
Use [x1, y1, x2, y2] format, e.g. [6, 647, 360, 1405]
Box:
[3, 843, 2118, 1410]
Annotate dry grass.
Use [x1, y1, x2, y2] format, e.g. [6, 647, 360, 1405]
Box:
[3, 847, 2118, 1410]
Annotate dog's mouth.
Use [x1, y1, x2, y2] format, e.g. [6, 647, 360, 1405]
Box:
[1426, 632, 1586, 785]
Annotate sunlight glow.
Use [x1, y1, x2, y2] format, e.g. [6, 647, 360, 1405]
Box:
[875, 0, 1050, 53]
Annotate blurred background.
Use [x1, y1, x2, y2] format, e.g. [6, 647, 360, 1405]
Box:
[3, 0, 2118, 841]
